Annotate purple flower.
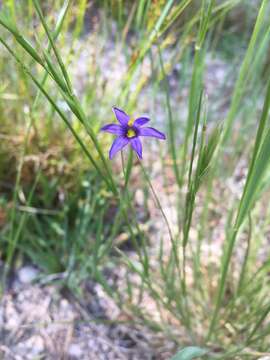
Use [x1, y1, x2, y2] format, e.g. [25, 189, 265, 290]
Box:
[101, 107, 166, 159]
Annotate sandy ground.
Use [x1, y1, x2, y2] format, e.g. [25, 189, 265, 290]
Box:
[0, 265, 176, 360]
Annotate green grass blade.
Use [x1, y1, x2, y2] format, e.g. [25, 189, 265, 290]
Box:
[222, 0, 270, 143]
[33, 0, 73, 93]
[158, 44, 181, 187]
[207, 75, 270, 340]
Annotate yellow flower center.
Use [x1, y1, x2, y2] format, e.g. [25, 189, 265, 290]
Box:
[127, 129, 136, 138]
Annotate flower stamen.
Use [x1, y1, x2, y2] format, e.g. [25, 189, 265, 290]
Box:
[128, 118, 134, 127]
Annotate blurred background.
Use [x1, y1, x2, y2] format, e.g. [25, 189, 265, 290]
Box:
[1, 0, 270, 359]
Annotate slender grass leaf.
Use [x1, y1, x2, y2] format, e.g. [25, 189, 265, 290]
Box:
[171, 346, 208, 360]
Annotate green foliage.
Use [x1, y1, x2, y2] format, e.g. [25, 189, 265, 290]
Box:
[1, 0, 270, 358]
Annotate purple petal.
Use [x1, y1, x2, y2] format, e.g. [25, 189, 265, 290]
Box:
[134, 116, 150, 127]
[131, 137, 142, 159]
[139, 127, 166, 140]
[112, 106, 129, 125]
[109, 136, 129, 159]
[100, 123, 123, 135]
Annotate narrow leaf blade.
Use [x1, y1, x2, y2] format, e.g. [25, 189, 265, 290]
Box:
[171, 346, 208, 360]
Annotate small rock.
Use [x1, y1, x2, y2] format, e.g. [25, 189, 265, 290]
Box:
[135, 189, 144, 207]
[17, 335, 44, 357]
[18, 266, 39, 284]
[68, 344, 83, 358]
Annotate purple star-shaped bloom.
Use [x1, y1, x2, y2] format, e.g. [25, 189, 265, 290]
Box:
[101, 107, 166, 159]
